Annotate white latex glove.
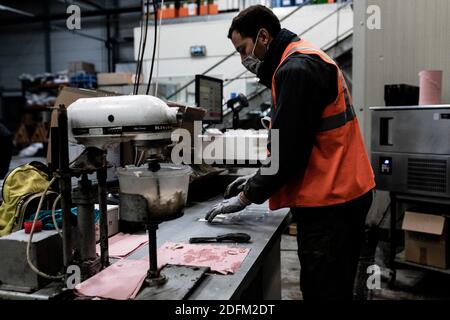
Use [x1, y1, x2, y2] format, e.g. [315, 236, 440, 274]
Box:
[224, 174, 254, 199]
[205, 193, 251, 223]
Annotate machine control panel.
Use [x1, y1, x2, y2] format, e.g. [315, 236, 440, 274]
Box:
[379, 157, 392, 175]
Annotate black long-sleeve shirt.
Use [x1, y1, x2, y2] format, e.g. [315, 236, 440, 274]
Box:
[243, 29, 338, 204]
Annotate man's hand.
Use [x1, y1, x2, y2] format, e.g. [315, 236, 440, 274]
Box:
[224, 174, 254, 199]
[205, 192, 251, 223]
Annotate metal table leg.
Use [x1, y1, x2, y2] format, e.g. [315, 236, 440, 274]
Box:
[389, 192, 397, 288]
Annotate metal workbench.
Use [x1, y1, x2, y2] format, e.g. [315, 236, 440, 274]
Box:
[0, 195, 289, 300]
[127, 196, 290, 300]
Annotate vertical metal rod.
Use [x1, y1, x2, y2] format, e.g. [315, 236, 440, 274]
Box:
[76, 175, 96, 261]
[43, 0, 52, 72]
[147, 224, 158, 277]
[389, 192, 397, 287]
[113, 0, 119, 72]
[49, 127, 59, 174]
[57, 105, 73, 268]
[97, 164, 110, 268]
[106, 13, 112, 72]
[336, 1, 340, 56]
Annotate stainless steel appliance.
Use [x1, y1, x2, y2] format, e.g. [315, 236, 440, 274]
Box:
[371, 105, 450, 199]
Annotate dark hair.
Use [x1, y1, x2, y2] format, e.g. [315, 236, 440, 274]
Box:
[228, 5, 281, 41]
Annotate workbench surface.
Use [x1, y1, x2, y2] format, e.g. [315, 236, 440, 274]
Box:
[127, 196, 290, 300]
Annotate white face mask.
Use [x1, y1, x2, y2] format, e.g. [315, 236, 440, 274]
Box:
[241, 30, 267, 75]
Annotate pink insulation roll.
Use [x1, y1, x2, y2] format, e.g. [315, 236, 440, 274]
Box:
[419, 70, 443, 105]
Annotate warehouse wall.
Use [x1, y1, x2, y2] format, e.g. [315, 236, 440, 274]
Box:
[0, 22, 109, 91]
[0, 0, 139, 92]
[50, 23, 109, 74]
[0, 24, 48, 91]
[136, 3, 354, 103]
[353, 0, 450, 143]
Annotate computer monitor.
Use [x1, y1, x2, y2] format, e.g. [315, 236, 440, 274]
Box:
[195, 75, 223, 123]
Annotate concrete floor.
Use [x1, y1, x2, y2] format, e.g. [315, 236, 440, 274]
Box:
[281, 234, 302, 300]
[280, 233, 450, 300]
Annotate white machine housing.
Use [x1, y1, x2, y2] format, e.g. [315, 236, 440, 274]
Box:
[68, 95, 178, 148]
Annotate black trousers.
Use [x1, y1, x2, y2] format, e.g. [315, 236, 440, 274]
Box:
[291, 190, 373, 300]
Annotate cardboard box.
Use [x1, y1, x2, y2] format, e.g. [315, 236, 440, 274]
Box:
[177, 6, 189, 17]
[288, 223, 297, 236]
[187, 3, 197, 16]
[402, 211, 449, 269]
[208, 3, 218, 15]
[157, 6, 176, 19]
[94, 204, 120, 242]
[97, 72, 137, 86]
[68, 61, 96, 74]
[199, 4, 208, 16]
[166, 102, 206, 136]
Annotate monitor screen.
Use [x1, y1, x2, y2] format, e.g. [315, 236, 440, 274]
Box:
[195, 75, 223, 123]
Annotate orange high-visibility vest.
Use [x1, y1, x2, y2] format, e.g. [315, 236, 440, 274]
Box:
[269, 39, 375, 210]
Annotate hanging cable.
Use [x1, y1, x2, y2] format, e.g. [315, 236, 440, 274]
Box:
[52, 194, 63, 237]
[26, 177, 64, 280]
[154, 0, 164, 97]
[145, 0, 158, 95]
[133, 1, 145, 95]
[135, 0, 151, 95]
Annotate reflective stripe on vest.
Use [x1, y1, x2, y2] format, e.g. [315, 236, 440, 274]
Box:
[318, 80, 356, 132]
[281, 44, 356, 132]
